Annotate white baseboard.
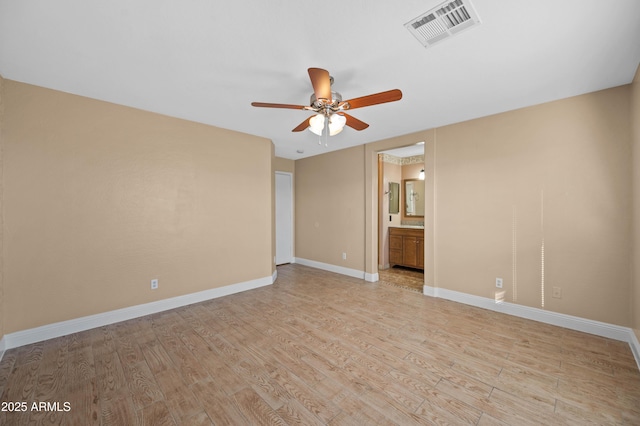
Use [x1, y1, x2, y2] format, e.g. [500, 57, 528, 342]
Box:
[0, 272, 276, 359]
[424, 285, 640, 371]
[0, 336, 6, 364]
[295, 258, 366, 280]
[630, 331, 640, 372]
[365, 272, 379, 283]
[294, 257, 379, 282]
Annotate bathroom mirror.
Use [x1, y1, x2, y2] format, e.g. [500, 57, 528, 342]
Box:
[404, 179, 425, 217]
[388, 182, 399, 214]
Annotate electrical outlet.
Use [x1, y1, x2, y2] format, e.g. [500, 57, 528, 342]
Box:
[552, 286, 562, 299]
[151, 279, 158, 290]
[342, 252, 347, 260]
[495, 278, 503, 288]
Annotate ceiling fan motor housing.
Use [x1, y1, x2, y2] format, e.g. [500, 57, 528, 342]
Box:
[310, 91, 343, 110]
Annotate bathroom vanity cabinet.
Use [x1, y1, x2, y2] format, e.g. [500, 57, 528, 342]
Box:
[389, 227, 424, 270]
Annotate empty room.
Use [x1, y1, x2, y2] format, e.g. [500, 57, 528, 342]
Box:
[1, 0, 639, 424]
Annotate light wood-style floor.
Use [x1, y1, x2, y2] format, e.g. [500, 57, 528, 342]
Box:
[1, 264, 639, 425]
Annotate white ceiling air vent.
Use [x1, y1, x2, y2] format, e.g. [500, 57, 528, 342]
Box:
[405, 0, 481, 48]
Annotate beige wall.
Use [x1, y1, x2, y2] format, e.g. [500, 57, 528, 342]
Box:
[295, 145, 365, 270]
[274, 157, 295, 174]
[301, 85, 633, 326]
[632, 65, 640, 339]
[1, 80, 274, 334]
[434, 86, 631, 325]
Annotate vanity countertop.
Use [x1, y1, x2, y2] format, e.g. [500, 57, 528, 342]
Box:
[390, 225, 424, 229]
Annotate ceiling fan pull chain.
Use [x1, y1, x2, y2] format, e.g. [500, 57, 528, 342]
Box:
[324, 114, 329, 146]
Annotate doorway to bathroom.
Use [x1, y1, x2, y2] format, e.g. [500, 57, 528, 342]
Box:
[377, 144, 425, 292]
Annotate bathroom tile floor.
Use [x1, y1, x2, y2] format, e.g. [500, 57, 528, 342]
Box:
[378, 266, 424, 293]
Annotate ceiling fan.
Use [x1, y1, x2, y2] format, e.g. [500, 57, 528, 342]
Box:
[251, 68, 402, 139]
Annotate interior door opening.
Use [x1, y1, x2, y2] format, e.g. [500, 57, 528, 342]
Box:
[275, 172, 293, 265]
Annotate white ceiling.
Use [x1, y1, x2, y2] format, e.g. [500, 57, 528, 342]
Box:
[1, 1, 639, 159]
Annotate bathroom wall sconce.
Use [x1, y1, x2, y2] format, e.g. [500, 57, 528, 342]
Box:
[419, 168, 425, 180]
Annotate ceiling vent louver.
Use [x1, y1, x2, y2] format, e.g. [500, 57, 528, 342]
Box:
[405, 0, 481, 48]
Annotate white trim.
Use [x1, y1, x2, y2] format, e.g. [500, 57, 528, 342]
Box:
[424, 285, 640, 369]
[295, 257, 365, 280]
[0, 336, 6, 363]
[294, 258, 378, 282]
[630, 331, 640, 372]
[365, 272, 379, 282]
[0, 274, 274, 355]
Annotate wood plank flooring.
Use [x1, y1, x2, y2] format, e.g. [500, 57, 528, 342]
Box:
[0, 264, 639, 425]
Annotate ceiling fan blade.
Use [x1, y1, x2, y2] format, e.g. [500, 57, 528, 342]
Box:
[251, 102, 307, 110]
[341, 113, 369, 131]
[342, 89, 402, 110]
[308, 68, 332, 103]
[292, 116, 314, 132]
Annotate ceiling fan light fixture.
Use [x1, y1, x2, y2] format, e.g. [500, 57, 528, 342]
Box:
[329, 114, 347, 136]
[309, 114, 325, 136]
